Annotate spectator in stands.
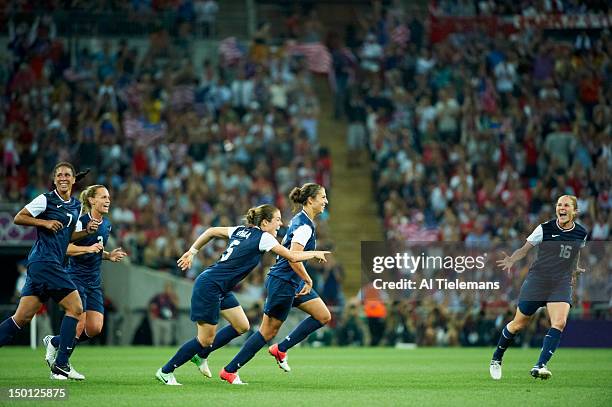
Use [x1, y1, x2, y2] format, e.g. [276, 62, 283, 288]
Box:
[149, 282, 179, 346]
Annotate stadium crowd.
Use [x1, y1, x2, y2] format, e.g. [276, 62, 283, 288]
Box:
[332, 0, 610, 345]
[1, 8, 340, 301]
[1, 1, 610, 347]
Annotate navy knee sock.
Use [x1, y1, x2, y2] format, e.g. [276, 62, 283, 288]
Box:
[55, 316, 79, 367]
[162, 338, 206, 374]
[0, 317, 22, 346]
[198, 325, 240, 359]
[53, 332, 90, 348]
[225, 331, 267, 373]
[278, 317, 323, 352]
[492, 324, 516, 361]
[537, 328, 562, 366]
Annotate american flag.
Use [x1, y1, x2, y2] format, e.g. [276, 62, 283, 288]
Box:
[285, 41, 332, 74]
[170, 85, 195, 110]
[123, 115, 167, 145]
[219, 37, 244, 66]
[390, 24, 410, 48]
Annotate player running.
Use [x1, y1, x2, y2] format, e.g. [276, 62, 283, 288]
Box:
[221, 183, 331, 384]
[490, 195, 588, 380]
[43, 185, 127, 378]
[155, 204, 330, 385]
[0, 162, 99, 380]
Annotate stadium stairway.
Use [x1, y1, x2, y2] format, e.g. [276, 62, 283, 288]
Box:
[314, 78, 384, 296]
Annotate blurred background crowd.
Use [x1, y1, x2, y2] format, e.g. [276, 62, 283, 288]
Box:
[1, 0, 609, 347]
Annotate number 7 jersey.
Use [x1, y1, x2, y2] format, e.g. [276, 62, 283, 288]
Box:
[24, 190, 82, 266]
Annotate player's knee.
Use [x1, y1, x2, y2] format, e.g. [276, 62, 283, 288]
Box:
[12, 314, 33, 328]
[316, 310, 332, 325]
[67, 304, 84, 317]
[197, 333, 214, 348]
[509, 319, 526, 332]
[260, 326, 279, 341]
[551, 319, 566, 331]
[87, 323, 103, 337]
[233, 321, 250, 335]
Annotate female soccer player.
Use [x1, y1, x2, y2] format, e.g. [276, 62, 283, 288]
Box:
[490, 195, 588, 380]
[155, 204, 330, 385]
[43, 185, 127, 378]
[221, 183, 331, 385]
[0, 162, 99, 380]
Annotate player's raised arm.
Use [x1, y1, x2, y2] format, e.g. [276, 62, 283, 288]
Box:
[497, 242, 534, 272]
[177, 227, 233, 271]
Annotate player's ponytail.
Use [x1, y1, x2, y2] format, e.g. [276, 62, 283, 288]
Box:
[288, 183, 322, 212]
[245, 204, 278, 227]
[80, 184, 105, 213]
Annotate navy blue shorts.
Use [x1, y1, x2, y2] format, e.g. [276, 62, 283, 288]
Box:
[73, 280, 105, 314]
[263, 275, 320, 321]
[518, 277, 571, 315]
[21, 262, 78, 303]
[190, 274, 241, 324]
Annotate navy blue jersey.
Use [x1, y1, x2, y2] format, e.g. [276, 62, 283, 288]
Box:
[24, 191, 82, 266]
[526, 219, 588, 282]
[67, 213, 112, 287]
[268, 211, 316, 287]
[202, 226, 278, 292]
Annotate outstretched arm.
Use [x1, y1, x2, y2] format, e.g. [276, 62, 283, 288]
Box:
[103, 247, 128, 262]
[177, 227, 232, 271]
[497, 241, 534, 273]
[269, 243, 329, 264]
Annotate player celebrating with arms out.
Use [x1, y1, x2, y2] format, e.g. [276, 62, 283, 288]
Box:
[221, 183, 331, 384]
[156, 204, 330, 385]
[0, 162, 99, 380]
[43, 185, 127, 378]
[490, 195, 588, 380]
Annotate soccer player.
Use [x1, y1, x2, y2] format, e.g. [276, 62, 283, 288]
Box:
[490, 195, 588, 380]
[155, 204, 330, 385]
[43, 185, 127, 378]
[221, 183, 331, 385]
[0, 162, 99, 380]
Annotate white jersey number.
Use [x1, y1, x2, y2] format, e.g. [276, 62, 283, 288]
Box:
[559, 244, 572, 259]
[219, 240, 240, 262]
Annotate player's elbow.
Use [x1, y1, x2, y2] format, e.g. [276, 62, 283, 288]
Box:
[13, 213, 26, 226]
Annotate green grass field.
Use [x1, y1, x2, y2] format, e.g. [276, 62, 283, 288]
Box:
[0, 346, 611, 406]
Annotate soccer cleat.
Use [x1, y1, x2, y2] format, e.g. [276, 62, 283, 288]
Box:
[489, 360, 502, 380]
[43, 335, 57, 367]
[269, 343, 291, 372]
[155, 368, 182, 386]
[50, 363, 84, 381]
[190, 354, 212, 378]
[530, 365, 552, 380]
[68, 365, 85, 380]
[219, 368, 247, 385]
